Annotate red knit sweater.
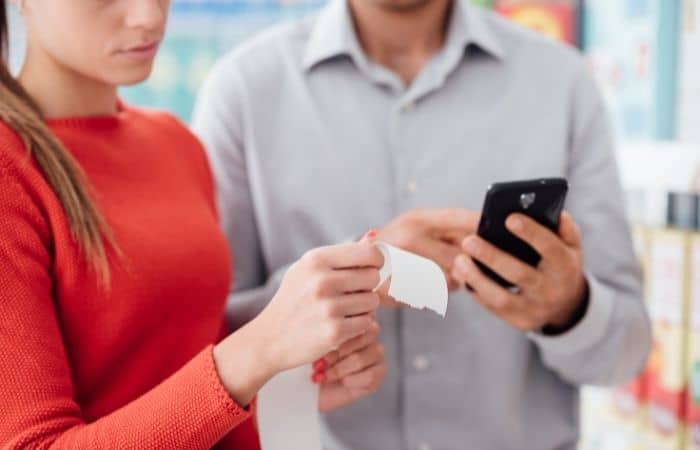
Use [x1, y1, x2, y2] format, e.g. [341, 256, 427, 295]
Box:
[0, 104, 260, 449]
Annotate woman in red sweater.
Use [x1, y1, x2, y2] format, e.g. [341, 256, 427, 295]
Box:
[0, 0, 387, 448]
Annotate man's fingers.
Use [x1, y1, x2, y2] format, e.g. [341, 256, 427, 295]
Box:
[558, 211, 582, 248]
[445, 271, 461, 291]
[452, 254, 526, 316]
[505, 214, 568, 264]
[412, 237, 462, 274]
[453, 254, 546, 331]
[461, 236, 542, 291]
[420, 208, 481, 235]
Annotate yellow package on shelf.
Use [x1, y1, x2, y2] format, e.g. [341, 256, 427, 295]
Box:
[645, 226, 691, 450]
[675, 194, 700, 450]
[644, 192, 699, 450]
[608, 223, 652, 448]
[686, 231, 700, 449]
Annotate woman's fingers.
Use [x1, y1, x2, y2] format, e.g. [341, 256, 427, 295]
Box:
[320, 322, 381, 367]
[326, 292, 381, 318]
[340, 362, 387, 391]
[306, 242, 384, 270]
[324, 342, 385, 383]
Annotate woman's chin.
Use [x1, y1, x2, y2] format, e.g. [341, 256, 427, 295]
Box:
[110, 65, 156, 88]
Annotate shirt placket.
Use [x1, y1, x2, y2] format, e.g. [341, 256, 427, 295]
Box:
[390, 94, 436, 450]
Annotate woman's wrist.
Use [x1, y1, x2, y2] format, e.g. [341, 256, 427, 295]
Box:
[212, 319, 279, 407]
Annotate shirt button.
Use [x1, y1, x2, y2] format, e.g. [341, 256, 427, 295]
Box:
[402, 101, 416, 112]
[405, 181, 418, 194]
[413, 355, 430, 372]
[418, 443, 432, 450]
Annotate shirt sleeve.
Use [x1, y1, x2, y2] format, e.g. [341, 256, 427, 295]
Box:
[0, 165, 250, 449]
[527, 63, 652, 387]
[191, 60, 292, 331]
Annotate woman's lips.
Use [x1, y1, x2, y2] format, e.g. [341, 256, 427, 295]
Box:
[118, 41, 160, 61]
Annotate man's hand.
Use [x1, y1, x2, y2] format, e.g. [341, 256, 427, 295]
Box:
[376, 208, 480, 293]
[451, 211, 588, 332]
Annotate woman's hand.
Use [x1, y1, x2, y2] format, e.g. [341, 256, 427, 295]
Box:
[257, 242, 384, 371]
[315, 321, 387, 412]
[213, 242, 384, 407]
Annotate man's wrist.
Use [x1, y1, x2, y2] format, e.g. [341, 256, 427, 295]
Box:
[542, 279, 590, 336]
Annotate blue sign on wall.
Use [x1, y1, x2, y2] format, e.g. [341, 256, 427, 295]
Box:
[120, 0, 326, 122]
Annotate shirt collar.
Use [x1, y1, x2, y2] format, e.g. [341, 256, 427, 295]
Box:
[302, 0, 505, 72]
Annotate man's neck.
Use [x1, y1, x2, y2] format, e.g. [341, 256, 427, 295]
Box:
[348, 0, 453, 85]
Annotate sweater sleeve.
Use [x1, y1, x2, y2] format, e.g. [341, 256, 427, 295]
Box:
[0, 163, 250, 448]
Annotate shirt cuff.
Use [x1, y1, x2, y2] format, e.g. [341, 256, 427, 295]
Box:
[527, 273, 615, 355]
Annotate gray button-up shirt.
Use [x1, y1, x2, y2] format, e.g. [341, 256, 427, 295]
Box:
[191, 1, 651, 449]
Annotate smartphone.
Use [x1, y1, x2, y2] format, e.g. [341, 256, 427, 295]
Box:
[474, 178, 568, 288]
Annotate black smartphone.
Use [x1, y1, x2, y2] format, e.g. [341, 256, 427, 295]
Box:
[474, 178, 569, 288]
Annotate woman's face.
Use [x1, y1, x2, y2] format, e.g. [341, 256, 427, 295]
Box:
[21, 0, 170, 86]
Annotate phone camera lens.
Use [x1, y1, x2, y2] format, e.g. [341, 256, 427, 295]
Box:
[520, 192, 536, 210]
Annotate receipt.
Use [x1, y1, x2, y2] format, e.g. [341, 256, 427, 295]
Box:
[374, 242, 449, 317]
[257, 243, 448, 450]
[257, 365, 322, 450]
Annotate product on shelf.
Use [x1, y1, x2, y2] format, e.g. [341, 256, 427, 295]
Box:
[645, 192, 695, 450]
[494, 0, 577, 44]
[609, 189, 650, 448]
[684, 193, 700, 450]
[582, 0, 681, 141]
[580, 387, 631, 450]
[678, 0, 700, 147]
[471, 0, 494, 7]
[627, 188, 652, 287]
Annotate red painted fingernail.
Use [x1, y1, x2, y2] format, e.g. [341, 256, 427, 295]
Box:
[313, 359, 327, 372]
[312, 372, 327, 384]
[364, 229, 378, 239]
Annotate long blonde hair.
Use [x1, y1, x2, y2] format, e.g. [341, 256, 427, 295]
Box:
[0, 1, 117, 285]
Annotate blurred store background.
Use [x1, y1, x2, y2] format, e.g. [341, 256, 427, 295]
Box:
[8, 1, 700, 448]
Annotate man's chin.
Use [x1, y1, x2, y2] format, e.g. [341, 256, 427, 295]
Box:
[369, 0, 435, 13]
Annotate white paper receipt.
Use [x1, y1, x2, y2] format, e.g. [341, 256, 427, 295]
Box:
[257, 242, 448, 450]
[256, 364, 322, 450]
[374, 242, 449, 317]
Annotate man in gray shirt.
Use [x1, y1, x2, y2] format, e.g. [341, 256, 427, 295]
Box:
[191, 0, 651, 448]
